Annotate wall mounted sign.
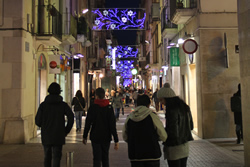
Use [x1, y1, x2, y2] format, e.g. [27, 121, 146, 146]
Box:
[170, 47, 180, 66]
[49, 55, 60, 74]
[92, 8, 146, 30]
[182, 39, 198, 54]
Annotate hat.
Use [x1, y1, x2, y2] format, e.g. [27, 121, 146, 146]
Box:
[157, 83, 176, 99]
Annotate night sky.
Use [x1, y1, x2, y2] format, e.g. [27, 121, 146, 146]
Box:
[105, 0, 140, 45]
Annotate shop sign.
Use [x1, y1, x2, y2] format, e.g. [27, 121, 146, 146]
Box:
[170, 47, 180, 66]
[106, 57, 111, 70]
[49, 55, 60, 74]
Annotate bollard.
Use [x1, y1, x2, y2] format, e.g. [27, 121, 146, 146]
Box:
[66, 152, 74, 167]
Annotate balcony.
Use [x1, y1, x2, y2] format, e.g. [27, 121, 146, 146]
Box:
[161, 6, 178, 39]
[36, 5, 62, 46]
[62, 15, 77, 45]
[150, 3, 160, 22]
[171, 0, 197, 25]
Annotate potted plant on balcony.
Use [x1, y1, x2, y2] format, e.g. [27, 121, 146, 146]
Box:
[177, 0, 184, 9]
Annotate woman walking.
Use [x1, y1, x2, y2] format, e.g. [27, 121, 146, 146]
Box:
[157, 83, 194, 167]
[111, 92, 124, 122]
[72, 90, 86, 132]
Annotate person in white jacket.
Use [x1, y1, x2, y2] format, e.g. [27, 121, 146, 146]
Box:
[123, 94, 167, 167]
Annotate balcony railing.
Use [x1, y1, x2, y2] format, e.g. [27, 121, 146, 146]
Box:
[37, 5, 62, 40]
[161, 6, 177, 32]
[77, 16, 88, 36]
[171, 0, 197, 24]
[70, 15, 77, 39]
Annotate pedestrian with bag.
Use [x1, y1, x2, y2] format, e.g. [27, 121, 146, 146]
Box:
[111, 91, 124, 122]
[123, 94, 167, 167]
[71, 90, 86, 132]
[83, 87, 119, 167]
[35, 82, 74, 167]
[157, 83, 194, 167]
[230, 83, 243, 144]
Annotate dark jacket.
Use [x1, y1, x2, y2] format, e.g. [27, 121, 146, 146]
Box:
[232, 92, 242, 125]
[35, 95, 74, 145]
[71, 96, 86, 111]
[83, 99, 119, 143]
[165, 101, 193, 146]
[152, 91, 159, 102]
[123, 106, 167, 161]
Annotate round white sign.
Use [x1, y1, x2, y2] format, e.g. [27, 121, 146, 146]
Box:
[182, 39, 198, 54]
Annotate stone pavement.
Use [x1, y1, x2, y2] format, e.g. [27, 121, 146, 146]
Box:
[0, 104, 244, 167]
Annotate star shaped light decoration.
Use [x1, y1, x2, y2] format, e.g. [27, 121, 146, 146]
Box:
[92, 8, 146, 30]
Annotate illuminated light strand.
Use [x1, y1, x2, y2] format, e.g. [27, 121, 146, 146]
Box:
[115, 46, 138, 58]
[92, 8, 146, 30]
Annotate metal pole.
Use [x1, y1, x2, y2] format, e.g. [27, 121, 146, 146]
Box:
[66, 152, 74, 167]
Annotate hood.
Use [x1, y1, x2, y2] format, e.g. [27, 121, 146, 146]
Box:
[94, 99, 110, 107]
[128, 106, 152, 122]
[44, 95, 63, 104]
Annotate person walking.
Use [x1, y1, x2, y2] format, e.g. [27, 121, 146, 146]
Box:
[123, 94, 167, 167]
[71, 90, 86, 132]
[230, 83, 243, 144]
[105, 88, 111, 101]
[111, 91, 124, 121]
[125, 90, 130, 107]
[83, 87, 119, 167]
[152, 88, 159, 112]
[35, 82, 74, 167]
[157, 83, 194, 167]
[132, 89, 139, 107]
[90, 88, 96, 106]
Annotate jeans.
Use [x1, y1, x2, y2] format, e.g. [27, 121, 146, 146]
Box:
[115, 108, 120, 119]
[131, 160, 160, 167]
[43, 145, 62, 167]
[167, 157, 188, 167]
[91, 141, 111, 167]
[134, 99, 137, 107]
[75, 111, 83, 129]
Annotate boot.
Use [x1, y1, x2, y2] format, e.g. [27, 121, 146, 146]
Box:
[236, 131, 241, 144]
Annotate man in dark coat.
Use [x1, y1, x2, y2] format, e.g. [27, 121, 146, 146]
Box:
[231, 84, 243, 144]
[35, 82, 74, 167]
[83, 87, 119, 167]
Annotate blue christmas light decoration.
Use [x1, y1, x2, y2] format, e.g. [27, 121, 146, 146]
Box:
[123, 78, 132, 87]
[92, 8, 146, 30]
[115, 46, 138, 58]
[116, 60, 135, 87]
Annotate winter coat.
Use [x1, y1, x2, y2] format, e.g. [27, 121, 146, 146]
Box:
[231, 92, 242, 125]
[132, 91, 139, 100]
[71, 96, 86, 111]
[35, 95, 74, 145]
[123, 106, 167, 161]
[164, 102, 193, 146]
[163, 100, 193, 160]
[83, 99, 119, 144]
[152, 91, 159, 102]
[111, 96, 123, 109]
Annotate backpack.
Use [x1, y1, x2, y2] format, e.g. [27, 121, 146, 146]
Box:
[230, 95, 241, 112]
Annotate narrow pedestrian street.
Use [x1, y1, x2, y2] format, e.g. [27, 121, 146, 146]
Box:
[0, 104, 243, 167]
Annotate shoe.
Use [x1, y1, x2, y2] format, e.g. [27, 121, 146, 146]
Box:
[236, 138, 241, 144]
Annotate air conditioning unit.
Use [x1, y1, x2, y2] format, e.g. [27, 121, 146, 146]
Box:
[151, 3, 160, 21]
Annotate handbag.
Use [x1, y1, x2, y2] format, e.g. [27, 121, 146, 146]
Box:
[76, 97, 86, 116]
